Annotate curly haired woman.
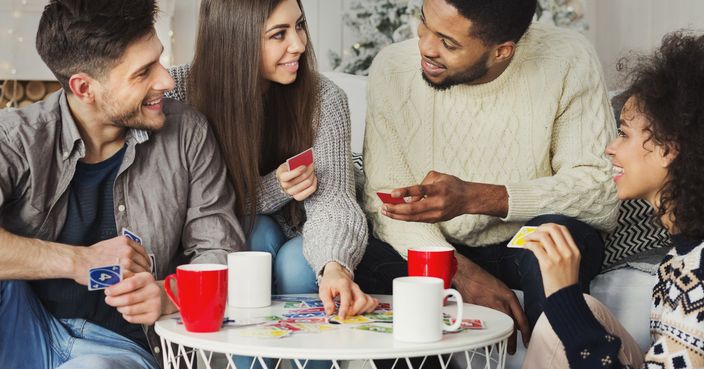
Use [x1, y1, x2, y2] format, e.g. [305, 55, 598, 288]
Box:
[521, 31, 704, 369]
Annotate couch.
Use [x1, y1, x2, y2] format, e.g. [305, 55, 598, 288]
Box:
[323, 71, 663, 369]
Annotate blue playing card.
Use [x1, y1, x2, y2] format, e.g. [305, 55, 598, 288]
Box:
[121, 227, 142, 244]
[88, 265, 122, 291]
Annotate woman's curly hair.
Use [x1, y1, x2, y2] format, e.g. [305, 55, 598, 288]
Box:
[620, 31, 704, 241]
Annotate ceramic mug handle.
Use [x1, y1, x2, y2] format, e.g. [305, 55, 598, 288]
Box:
[442, 288, 463, 332]
[164, 274, 180, 309]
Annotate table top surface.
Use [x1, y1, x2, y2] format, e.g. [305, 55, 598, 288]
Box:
[155, 294, 513, 360]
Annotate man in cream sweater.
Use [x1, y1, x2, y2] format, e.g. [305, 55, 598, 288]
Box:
[355, 0, 618, 354]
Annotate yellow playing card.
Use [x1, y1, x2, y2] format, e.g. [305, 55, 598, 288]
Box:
[507, 226, 538, 248]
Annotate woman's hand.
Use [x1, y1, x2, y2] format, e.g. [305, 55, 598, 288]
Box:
[276, 162, 318, 201]
[318, 262, 378, 319]
[523, 223, 581, 297]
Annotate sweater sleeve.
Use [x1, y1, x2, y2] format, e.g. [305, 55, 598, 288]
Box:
[165, 64, 190, 102]
[543, 285, 629, 369]
[255, 170, 292, 214]
[503, 41, 619, 233]
[362, 53, 452, 259]
[300, 77, 369, 277]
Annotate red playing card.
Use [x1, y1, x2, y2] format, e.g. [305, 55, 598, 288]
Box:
[460, 319, 486, 329]
[287, 148, 314, 170]
[376, 192, 405, 205]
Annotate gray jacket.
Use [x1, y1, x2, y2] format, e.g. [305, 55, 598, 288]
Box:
[0, 90, 245, 366]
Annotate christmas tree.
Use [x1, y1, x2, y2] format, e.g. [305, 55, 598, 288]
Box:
[330, 0, 586, 75]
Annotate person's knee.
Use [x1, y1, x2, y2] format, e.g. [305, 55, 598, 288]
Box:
[525, 214, 576, 228]
[274, 238, 317, 294]
[247, 216, 285, 254]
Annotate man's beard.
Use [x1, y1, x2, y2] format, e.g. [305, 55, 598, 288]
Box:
[100, 92, 163, 131]
[422, 51, 490, 91]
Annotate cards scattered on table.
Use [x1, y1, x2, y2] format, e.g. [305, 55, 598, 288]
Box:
[507, 226, 538, 248]
[287, 148, 314, 170]
[354, 324, 393, 334]
[376, 192, 405, 205]
[88, 265, 122, 291]
[329, 315, 372, 325]
[444, 318, 487, 330]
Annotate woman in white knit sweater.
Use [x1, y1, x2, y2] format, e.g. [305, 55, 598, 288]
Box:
[166, 0, 376, 318]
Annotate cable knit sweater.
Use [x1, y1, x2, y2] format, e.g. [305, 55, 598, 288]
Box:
[545, 236, 704, 369]
[166, 65, 368, 277]
[362, 22, 618, 257]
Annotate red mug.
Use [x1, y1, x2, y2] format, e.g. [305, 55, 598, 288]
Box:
[408, 246, 458, 289]
[164, 264, 228, 333]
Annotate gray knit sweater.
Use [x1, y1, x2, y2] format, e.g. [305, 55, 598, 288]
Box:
[165, 65, 368, 278]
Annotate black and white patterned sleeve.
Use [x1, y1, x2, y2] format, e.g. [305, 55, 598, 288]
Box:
[165, 64, 191, 102]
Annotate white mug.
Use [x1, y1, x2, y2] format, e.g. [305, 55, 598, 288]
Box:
[227, 251, 272, 308]
[393, 276, 463, 343]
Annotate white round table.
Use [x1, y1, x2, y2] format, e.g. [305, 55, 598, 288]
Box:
[155, 295, 513, 369]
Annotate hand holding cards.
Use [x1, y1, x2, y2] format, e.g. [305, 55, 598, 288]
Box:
[376, 191, 405, 205]
[507, 226, 537, 248]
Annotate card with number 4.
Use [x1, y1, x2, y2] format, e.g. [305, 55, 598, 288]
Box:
[507, 226, 538, 248]
[88, 265, 122, 291]
[287, 148, 314, 170]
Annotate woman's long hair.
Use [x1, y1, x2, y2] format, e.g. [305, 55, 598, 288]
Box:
[189, 0, 319, 232]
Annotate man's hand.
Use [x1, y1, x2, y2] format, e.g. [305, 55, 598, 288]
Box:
[523, 223, 581, 297]
[381, 171, 508, 223]
[72, 236, 151, 285]
[276, 162, 318, 201]
[318, 262, 378, 319]
[104, 272, 164, 325]
[453, 254, 530, 354]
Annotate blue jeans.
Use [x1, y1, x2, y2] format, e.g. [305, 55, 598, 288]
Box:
[236, 215, 329, 369]
[247, 215, 318, 294]
[0, 280, 158, 369]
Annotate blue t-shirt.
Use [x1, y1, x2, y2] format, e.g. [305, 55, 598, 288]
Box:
[31, 145, 147, 349]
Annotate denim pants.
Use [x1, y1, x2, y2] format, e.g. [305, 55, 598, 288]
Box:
[354, 214, 605, 329]
[236, 215, 329, 369]
[0, 280, 158, 369]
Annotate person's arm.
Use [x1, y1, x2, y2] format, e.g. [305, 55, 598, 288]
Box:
[164, 64, 190, 102]
[180, 111, 246, 264]
[255, 169, 293, 214]
[301, 79, 377, 318]
[502, 44, 618, 231]
[525, 224, 628, 369]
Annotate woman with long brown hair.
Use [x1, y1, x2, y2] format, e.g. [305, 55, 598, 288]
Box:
[166, 0, 377, 320]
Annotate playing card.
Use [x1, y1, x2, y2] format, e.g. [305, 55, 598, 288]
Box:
[287, 148, 314, 170]
[121, 227, 142, 244]
[272, 295, 319, 302]
[88, 265, 122, 291]
[282, 317, 328, 324]
[284, 301, 307, 309]
[283, 311, 326, 319]
[444, 318, 486, 330]
[376, 192, 405, 205]
[238, 326, 291, 338]
[329, 315, 372, 324]
[507, 226, 538, 248]
[303, 300, 325, 308]
[364, 311, 393, 322]
[354, 324, 393, 334]
[460, 319, 486, 329]
[121, 228, 155, 274]
[288, 307, 326, 315]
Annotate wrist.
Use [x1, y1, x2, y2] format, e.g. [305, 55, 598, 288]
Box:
[464, 182, 508, 217]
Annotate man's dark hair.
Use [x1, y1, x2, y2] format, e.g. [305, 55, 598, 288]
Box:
[36, 0, 158, 90]
[620, 31, 704, 242]
[445, 0, 537, 45]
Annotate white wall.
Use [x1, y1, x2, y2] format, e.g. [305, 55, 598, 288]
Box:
[584, 0, 704, 88]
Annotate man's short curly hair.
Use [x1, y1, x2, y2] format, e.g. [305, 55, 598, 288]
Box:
[621, 31, 704, 241]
